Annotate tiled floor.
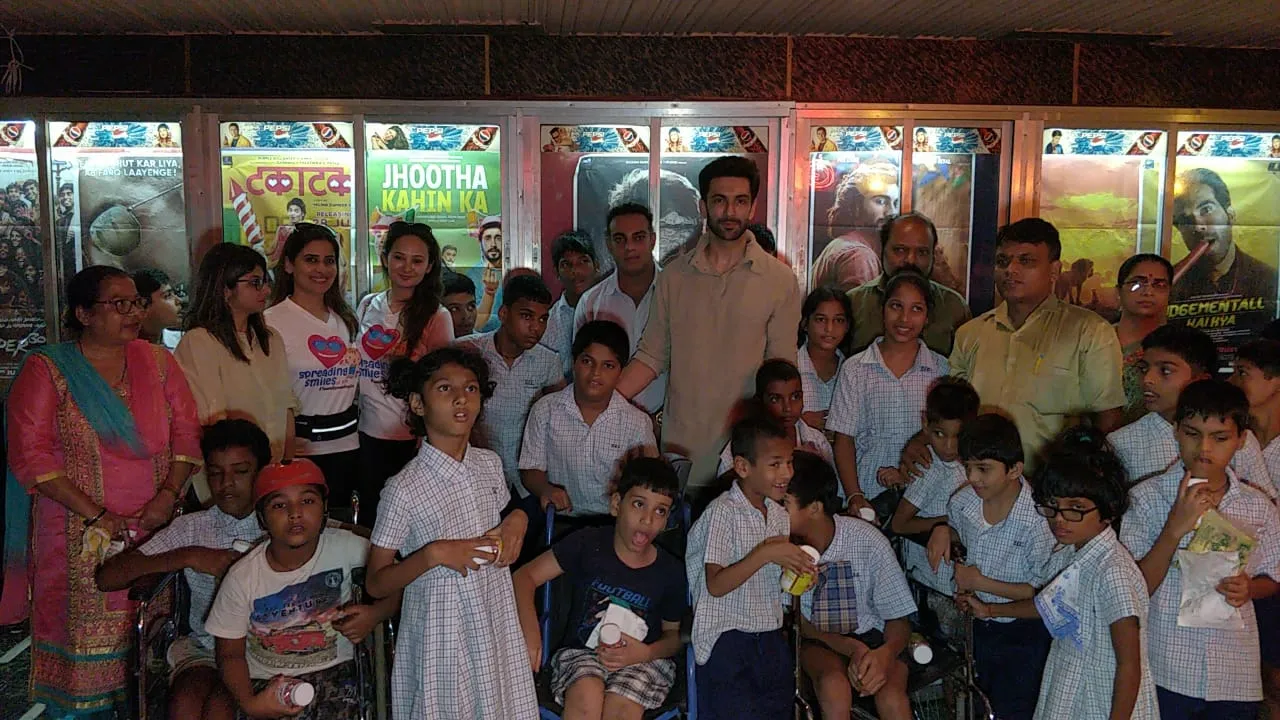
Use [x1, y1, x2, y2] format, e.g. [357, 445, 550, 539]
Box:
[0, 625, 35, 720]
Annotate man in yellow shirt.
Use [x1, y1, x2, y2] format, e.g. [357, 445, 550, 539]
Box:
[948, 218, 1126, 469]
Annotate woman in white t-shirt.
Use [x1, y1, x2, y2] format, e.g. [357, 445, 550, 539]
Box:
[265, 223, 361, 514]
[356, 221, 453, 527]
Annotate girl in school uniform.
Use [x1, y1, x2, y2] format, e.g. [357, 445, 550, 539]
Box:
[264, 223, 361, 513]
[962, 427, 1158, 720]
[796, 286, 851, 432]
[365, 346, 537, 719]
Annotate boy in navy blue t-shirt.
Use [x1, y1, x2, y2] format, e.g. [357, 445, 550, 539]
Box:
[514, 456, 687, 717]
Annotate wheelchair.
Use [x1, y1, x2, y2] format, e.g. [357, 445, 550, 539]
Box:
[128, 491, 395, 720]
[534, 475, 697, 720]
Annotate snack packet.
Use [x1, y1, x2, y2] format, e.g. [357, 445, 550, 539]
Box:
[1187, 509, 1256, 569]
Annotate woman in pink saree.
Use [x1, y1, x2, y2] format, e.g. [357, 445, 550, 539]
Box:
[4, 266, 201, 717]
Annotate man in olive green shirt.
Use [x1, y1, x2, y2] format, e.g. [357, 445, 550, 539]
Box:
[845, 213, 971, 356]
[949, 218, 1125, 469]
[619, 157, 801, 493]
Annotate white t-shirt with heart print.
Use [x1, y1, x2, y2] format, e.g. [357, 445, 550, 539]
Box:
[265, 298, 360, 455]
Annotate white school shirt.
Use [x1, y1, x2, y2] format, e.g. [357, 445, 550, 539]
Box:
[1120, 464, 1280, 702]
[137, 506, 263, 651]
[370, 442, 538, 719]
[456, 330, 564, 497]
[716, 419, 835, 482]
[1032, 526, 1158, 720]
[204, 528, 369, 679]
[518, 387, 656, 516]
[827, 338, 948, 499]
[541, 294, 575, 377]
[900, 447, 966, 594]
[947, 480, 1060, 619]
[796, 343, 843, 414]
[1263, 434, 1280, 485]
[265, 298, 360, 455]
[1108, 411, 1276, 498]
[573, 270, 667, 414]
[686, 481, 789, 664]
[356, 292, 455, 441]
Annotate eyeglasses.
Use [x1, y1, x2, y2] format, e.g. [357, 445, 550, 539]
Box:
[94, 296, 152, 314]
[235, 276, 271, 290]
[1035, 504, 1100, 522]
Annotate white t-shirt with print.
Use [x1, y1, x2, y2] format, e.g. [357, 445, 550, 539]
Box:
[205, 528, 369, 679]
[265, 298, 360, 455]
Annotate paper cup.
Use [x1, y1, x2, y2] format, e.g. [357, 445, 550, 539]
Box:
[858, 507, 877, 522]
[780, 545, 821, 595]
[474, 545, 498, 566]
[599, 622, 622, 646]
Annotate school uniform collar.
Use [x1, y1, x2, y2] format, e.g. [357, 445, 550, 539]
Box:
[861, 337, 938, 374]
[686, 229, 769, 276]
[726, 478, 783, 518]
[991, 294, 1063, 332]
[1071, 524, 1120, 565]
[553, 386, 627, 424]
[799, 342, 845, 371]
[976, 479, 1038, 531]
[416, 439, 479, 476]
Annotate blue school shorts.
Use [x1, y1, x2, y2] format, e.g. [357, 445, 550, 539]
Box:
[695, 629, 794, 720]
[972, 617, 1051, 720]
[1156, 686, 1259, 720]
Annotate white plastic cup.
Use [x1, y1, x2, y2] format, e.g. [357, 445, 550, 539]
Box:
[780, 545, 821, 595]
[599, 622, 622, 646]
[232, 540, 252, 553]
[276, 679, 315, 707]
[473, 543, 499, 566]
[908, 633, 933, 664]
[858, 506, 876, 522]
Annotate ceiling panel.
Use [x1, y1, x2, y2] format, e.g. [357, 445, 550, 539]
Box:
[0, 0, 1276, 48]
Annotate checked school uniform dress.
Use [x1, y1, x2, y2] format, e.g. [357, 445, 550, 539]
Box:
[370, 442, 538, 719]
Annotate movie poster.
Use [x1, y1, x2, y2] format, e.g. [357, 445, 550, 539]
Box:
[910, 126, 1003, 303]
[220, 121, 355, 300]
[539, 125, 768, 293]
[48, 121, 188, 314]
[1039, 128, 1166, 320]
[0, 121, 46, 389]
[1166, 131, 1280, 368]
[808, 125, 903, 293]
[366, 123, 502, 330]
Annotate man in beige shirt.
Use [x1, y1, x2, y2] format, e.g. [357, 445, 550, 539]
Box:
[845, 212, 971, 355]
[619, 156, 801, 495]
[949, 218, 1125, 469]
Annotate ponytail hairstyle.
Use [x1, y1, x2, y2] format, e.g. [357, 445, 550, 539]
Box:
[384, 346, 493, 437]
[381, 222, 444, 356]
[186, 243, 271, 362]
[270, 223, 358, 337]
[1034, 426, 1130, 522]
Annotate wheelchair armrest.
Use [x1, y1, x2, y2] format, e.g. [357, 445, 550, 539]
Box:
[128, 571, 179, 604]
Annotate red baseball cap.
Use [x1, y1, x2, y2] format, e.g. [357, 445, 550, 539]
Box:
[253, 459, 328, 504]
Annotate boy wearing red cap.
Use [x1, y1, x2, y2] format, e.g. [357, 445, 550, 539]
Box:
[205, 459, 399, 720]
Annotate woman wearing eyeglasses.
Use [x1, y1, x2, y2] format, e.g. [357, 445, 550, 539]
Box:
[1113, 254, 1174, 426]
[264, 223, 361, 514]
[176, 243, 297, 480]
[355, 221, 452, 528]
[4, 265, 201, 716]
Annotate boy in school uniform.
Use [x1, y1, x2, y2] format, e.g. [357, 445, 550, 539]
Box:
[513, 456, 687, 719]
[1230, 339, 1280, 716]
[520, 319, 657, 519]
[687, 415, 818, 720]
[716, 359, 835, 477]
[1108, 325, 1273, 496]
[1122, 379, 1280, 720]
[786, 453, 916, 720]
[95, 419, 272, 720]
[543, 230, 599, 377]
[889, 377, 981, 595]
[926, 414, 1058, 720]
[456, 273, 566, 524]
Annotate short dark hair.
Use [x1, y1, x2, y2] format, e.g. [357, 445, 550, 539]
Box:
[1174, 379, 1249, 435]
[925, 377, 980, 424]
[786, 452, 843, 516]
[879, 212, 939, 254]
[442, 270, 476, 298]
[614, 456, 679, 501]
[572, 319, 630, 366]
[959, 413, 1024, 468]
[996, 218, 1061, 262]
[754, 359, 801, 401]
[441, 244, 458, 254]
[747, 224, 776, 256]
[551, 229, 597, 268]
[1236, 340, 1280, 378]
[201, 418, 271, 472]
[1035, 426, 1129, 522]
[698, 155, 760, 202]
[881, 270, 935, 315]
[286, 197, 305, 215]
[131, 267, 171, 298]
[797, 286, 853, 354]
[606, 202, 654, 234]
[63, 265, 131, 334]
[58, 182, 73, 194]
[1116, 253, 1173, 287]
[1051, 129, 1063, 138]
[1141, 325, 1218, 377]
[501, 272, 553, 308]
[386, 347, 494, 437]
[729, 413, 789, 464]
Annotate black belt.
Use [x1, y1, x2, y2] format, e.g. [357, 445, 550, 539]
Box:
[295, 405, 359, 443]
